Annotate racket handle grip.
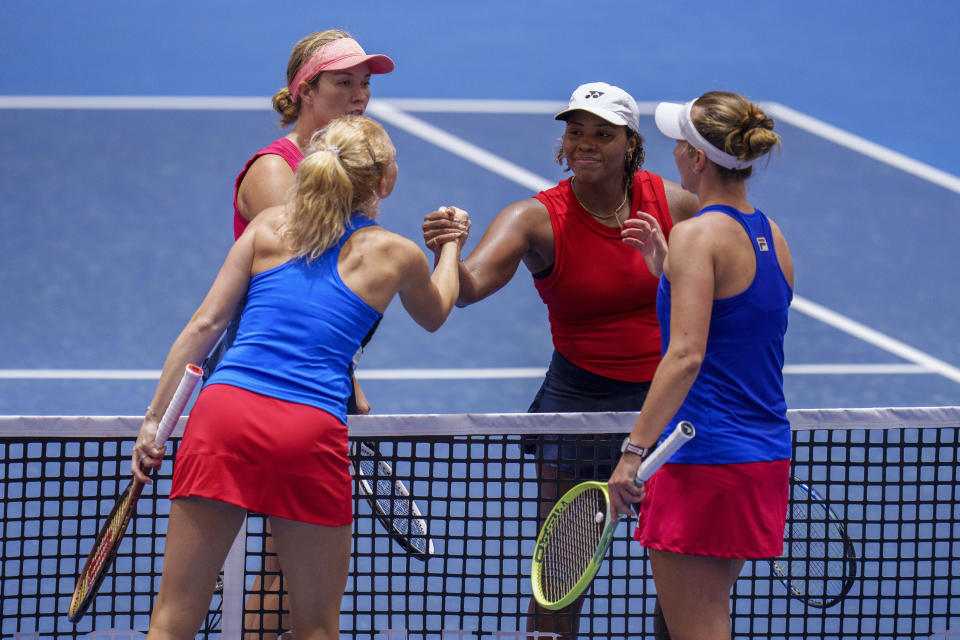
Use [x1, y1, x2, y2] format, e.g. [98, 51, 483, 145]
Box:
[154, 364, 204, 446]
[634, 420, 695, 485]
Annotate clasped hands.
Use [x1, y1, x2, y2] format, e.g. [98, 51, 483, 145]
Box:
[422, 206, 471, 252]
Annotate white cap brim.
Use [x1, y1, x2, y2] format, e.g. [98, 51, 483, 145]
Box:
[555, 106, 631, 130]
[654, 102, 685, 140]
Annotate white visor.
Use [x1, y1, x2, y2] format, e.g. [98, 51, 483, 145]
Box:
[654, 101, 755, 170]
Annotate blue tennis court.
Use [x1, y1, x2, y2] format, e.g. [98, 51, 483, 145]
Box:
[1, 107, 958, 414]
[1, 2, 959, 416]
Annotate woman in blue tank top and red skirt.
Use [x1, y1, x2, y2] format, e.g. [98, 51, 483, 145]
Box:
[207, 32, 394, 636]
[608, 91, 793, 640]
[131, 115, 469, 640]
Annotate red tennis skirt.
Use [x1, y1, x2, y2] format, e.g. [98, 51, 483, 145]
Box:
[170, 383, 352, 526]
[633, 460, 790, 558]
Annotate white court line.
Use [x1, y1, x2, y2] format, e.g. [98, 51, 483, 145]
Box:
[366, 101, 553, 193]
[0, 369, 162, 380]
[0, 95, 272, 110]
[791, 296, 960, 384]
[763, 102, 960, 195]
[782, 363, 928, 375]
[2, 95, 958, 383]
[0, 365, 936, 380]
[0, 95, 618, 114]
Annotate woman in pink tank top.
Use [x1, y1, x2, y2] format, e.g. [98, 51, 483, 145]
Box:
[233, 31, 393, 240]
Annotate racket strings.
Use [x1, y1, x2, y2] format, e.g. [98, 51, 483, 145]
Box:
[778, 489, 850, 601]
[538, 488, 606, 603]
[356, 449, 431, 554]
[70, 486, 136, 616]
[361, 458, 415, 529]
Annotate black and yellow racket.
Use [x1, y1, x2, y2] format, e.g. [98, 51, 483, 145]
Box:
[531, 421, 695, 609]
[67, 363, 203, 623]
[771, 479, 858, 607]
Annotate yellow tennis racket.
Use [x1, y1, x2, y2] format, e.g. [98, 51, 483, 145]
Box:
[531, 421, 695, 610]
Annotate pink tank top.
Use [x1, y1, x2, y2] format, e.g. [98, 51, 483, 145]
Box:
[233, 138, 304, 239]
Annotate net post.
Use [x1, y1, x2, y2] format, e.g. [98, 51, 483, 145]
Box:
[221, 516, 247, 638]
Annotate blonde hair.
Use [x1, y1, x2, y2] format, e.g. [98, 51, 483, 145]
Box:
[690, 91, 780, 180]
[279, 115, 393, 260]
[272, 29, 353, 128]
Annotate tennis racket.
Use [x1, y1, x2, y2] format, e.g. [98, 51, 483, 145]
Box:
[67, 363, 203, 623]
[351, 441, 434, 558]
[531, 421, 695, 610]
[771, 478, 857, 608]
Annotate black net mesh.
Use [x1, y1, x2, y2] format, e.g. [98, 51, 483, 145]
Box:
[2, 410, 959, 639]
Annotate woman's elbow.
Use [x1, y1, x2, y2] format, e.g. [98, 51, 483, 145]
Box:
[187, 311, 229, 339]
[456, 264, 496, 307]
[416, 302, 457, 332]
[671, 349, 704, 381]
[419, 314, 446, 333]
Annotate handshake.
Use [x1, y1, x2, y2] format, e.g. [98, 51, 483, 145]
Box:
[421, 206, 471, 252]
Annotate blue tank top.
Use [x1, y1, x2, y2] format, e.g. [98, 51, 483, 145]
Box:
[656, 205, 792, 464]
[207, 216, 382, 423]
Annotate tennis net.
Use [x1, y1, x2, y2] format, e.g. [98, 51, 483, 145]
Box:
[2, 407, 959, 639]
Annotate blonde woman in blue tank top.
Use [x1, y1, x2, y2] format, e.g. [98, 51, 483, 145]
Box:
[609, 91, 793, 640]
[130, 115, 469, 640]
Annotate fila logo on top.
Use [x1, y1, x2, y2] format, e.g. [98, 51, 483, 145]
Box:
[756, 236, 769, 251]
[584, 90, 604, 99]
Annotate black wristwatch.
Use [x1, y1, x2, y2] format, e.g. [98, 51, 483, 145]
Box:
[621, 436, 648, 458]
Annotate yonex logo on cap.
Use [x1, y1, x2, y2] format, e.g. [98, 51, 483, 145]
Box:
[585, 90, 604, 99]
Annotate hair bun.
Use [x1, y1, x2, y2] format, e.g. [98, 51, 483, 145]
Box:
[693, 91, 781, 171]
[272, 87, 299, 127]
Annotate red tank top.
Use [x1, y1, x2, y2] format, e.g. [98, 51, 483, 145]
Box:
[233, 138, 304, 239]
[532, 171, 673, 382]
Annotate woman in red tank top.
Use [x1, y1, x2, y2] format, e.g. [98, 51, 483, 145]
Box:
[423, 82, 699, 640]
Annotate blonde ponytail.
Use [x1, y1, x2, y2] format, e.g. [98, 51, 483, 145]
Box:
[279, 115, 393, 260]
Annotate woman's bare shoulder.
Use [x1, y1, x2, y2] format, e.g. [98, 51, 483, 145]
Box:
[661, 178, 699, 223]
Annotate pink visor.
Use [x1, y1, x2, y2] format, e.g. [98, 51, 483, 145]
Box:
[289, 38, 394, 101]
